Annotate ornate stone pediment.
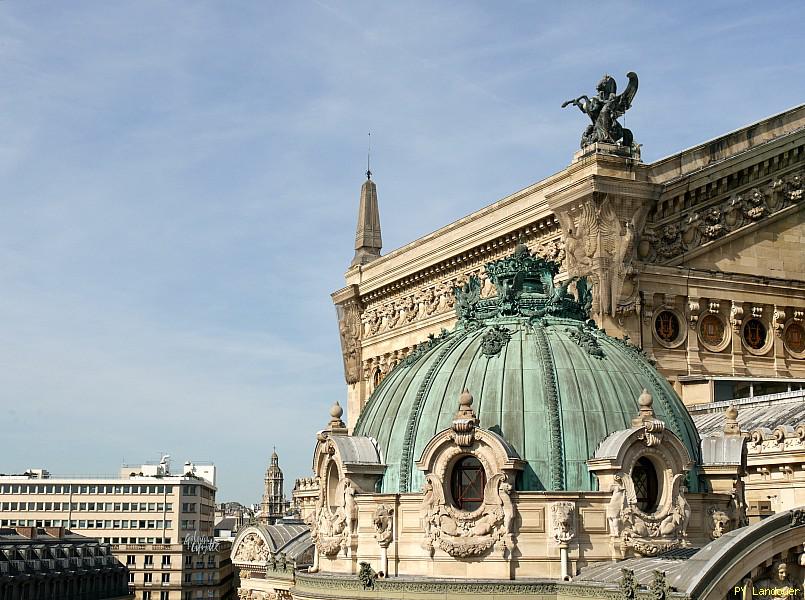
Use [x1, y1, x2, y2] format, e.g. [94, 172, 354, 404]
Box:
[589, 390, 695, 558]
[232, 530, 271, 564]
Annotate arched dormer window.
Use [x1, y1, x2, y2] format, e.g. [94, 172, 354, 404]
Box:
[631, 456, 659, 512]
[450, 456, 486, 511]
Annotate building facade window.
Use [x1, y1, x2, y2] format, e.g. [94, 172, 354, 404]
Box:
[744, 318, 767, 350]
[143, 572, 153, 583]
[449, 456, 486, 511]
[631, 457, 659, 513]
[784, 321, 805, 356]
[126, 555, 135, 565]
[653, 310, 681, 346]
[698, 313, 728, 352]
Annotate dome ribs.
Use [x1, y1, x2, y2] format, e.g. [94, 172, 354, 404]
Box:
[399, 332, 468, 493]
[533, 324, 566, 491]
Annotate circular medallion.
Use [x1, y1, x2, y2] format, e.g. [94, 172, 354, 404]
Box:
[783, 321, 805, 358]
[653, 309, 685, 348]
[742, 318, 771, 355]
[698, 313, 729, 353]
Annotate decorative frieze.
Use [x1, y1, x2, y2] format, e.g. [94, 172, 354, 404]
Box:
[357, 234, 564, 341]
[641, 170, 804, 264]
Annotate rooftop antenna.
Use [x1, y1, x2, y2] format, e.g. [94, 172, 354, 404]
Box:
[366, 131, 371, 180]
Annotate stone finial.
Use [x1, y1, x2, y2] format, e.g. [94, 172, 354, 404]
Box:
[724, 404, 741, 435]
[450, 390, 479, 446]
[455, 389, 478, 421]
[328, 401, 347, 433]
[632, 389, 655, 426]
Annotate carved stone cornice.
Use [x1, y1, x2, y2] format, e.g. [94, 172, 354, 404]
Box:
[642, 140, 804, 264]
[356, 234, 566, 345]
[546, 174, 663, 211]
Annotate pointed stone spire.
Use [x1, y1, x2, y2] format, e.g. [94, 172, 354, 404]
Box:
[351, 171, 382, 267]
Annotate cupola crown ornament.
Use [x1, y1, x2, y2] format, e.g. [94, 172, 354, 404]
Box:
[632, 389, 666, 446]
[454, 244, 594, 326]
[450, 389, 479, 446]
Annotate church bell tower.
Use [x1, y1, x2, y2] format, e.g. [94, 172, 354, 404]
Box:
[259, 449, 285, 524]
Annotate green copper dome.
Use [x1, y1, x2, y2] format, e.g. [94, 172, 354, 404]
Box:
[353, 244, 701, 494]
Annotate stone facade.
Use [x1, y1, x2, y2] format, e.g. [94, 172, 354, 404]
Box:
[333, 106, 805, 429]
[285, 96, 805, 600]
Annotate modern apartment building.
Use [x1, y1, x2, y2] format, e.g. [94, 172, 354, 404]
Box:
[0, 460, 235, 600]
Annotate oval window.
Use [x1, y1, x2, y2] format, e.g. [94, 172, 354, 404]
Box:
[744, 318, 767, 350]
[784, 322, 805, 354]
[631, 457, 659, 513]
[654, 310, 680, 344]
[700, 314, 726, 347]
[450, 456, 486, 511]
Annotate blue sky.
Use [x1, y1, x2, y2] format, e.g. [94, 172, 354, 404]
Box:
[1, 1, 803, 503]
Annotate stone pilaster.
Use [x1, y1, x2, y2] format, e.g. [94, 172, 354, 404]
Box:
[546, 148, 661, 337]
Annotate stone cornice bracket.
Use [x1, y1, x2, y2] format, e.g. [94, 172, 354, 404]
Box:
[773, 306, 787, 338]
[688, 300, 700, 329]
[450, 389, 480, 446]
[730, 302, 744, 332]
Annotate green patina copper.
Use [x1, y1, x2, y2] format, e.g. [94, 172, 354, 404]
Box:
[353, 243, 702, 494]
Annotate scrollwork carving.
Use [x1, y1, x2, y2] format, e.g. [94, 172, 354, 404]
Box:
[306, 477, 357, 558]
[643, 170, 804, 263]
[420, 472, 515, 558]
[608, 472, 690, 556]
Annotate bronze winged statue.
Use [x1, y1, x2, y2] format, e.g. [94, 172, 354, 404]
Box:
[562, 72, 638, 148]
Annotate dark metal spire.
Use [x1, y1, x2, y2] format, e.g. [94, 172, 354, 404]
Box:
[366, 131, 372, 180]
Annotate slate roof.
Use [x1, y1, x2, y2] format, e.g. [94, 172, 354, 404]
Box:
[214, 517, 238, 532]
[0, 528, 126, 578]
[692, 393, 805, 436]
[258, 521, 312, 560]
[575, 549, 698, 585]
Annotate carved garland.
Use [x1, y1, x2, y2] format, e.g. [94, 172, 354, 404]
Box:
[358, 235, 566, 340]
[642, 170, 804, 264]
[417, 393, 521, 559]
